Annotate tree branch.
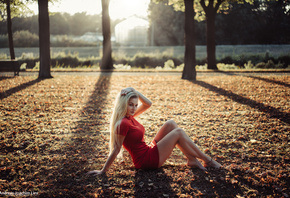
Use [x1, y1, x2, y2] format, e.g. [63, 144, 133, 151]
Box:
[200, 0, 207, 12]
[214, 0, 225, 12]
[208, 0, 214, 8]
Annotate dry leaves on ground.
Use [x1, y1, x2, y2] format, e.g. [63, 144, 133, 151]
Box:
[0, 73, 289, 197]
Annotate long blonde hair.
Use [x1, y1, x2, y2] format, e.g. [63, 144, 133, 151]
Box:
[109, 91, 138, 156]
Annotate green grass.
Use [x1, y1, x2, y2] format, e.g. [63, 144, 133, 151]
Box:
[1, 45, 290, 70]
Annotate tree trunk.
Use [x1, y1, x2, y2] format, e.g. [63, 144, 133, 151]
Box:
[6, 0, 15, 60]
[38, 0, 52, 79]
[182, 0, 196, 80]
[205, 5, 218, 70]
[101, 0, 113, 70]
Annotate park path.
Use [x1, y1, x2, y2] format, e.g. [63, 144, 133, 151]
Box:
[8, 70, 290, 77]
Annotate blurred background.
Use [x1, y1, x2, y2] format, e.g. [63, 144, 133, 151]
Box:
[0, 0, 289, 69]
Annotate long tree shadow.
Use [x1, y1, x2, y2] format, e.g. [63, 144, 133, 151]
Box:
[192, 80, 290, 125]
[40, 72, 113, 197]
[215, 70, 239, 76]
[247, 75, 290, 88]
[134, 167, 177, 197]
[190, 167, 283, 197]
[0, 76, 14, 82]
[0, 78, 43, 100]
[190, 168, 243, 197]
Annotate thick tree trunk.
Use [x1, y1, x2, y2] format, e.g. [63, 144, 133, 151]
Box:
[101, 0, 113, 70]
[6, 0, 15, 60]
[38, 0, 52, 79]
[182, 0, 196, 80]
[206, 7, 218, 70]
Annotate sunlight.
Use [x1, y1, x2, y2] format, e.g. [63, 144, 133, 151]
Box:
[26, 0, 102, 15]
[26, 0, 149, 19]
[109, 0, 150, 19]
[115, 16, 149, 46]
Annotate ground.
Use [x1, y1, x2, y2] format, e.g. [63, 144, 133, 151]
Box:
[0, 73, 289, 197]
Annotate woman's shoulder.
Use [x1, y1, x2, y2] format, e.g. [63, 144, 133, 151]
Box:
[116, 116, 132, 134]
[119, 116, 131, 126]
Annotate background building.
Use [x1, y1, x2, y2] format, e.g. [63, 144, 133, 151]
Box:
[115, 16, 149, 46]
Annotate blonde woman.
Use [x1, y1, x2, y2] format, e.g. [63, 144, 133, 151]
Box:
[87, 87, 221, 175]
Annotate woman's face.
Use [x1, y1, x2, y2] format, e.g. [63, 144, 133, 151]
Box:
[126, 97, 138, 116]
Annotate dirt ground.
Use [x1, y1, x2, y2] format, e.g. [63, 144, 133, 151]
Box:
[0, 73, 289, 197]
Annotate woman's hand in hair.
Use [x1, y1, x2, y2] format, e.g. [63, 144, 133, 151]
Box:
[86, 169, 105, 176]
[121, 87, 135, 96]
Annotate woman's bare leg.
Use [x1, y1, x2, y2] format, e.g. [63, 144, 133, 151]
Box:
[156, 128, 221, 169]
[153, 120, 203, 168]
[153, 120, 178, 143]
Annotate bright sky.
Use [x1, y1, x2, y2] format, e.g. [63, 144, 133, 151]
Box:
[28, 0, 150, 20]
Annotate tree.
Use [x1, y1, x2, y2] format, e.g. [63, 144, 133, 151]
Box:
[200, 0, 224, 70]
[1, 0, 52, 77]
[0, 0, 30, 59]
[153, 0, 196, 80]
[257, 0, 290, 44]
[49, 12, 71, 35]
[38, 0, 52, 78]
[182, 0, 196, 80]
[168, 0, 257, 70]
[101, 0, 113, 70]
[5, 0, 15, 60]
[177, 0, 227, 70]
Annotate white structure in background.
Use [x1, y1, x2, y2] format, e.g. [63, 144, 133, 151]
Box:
[80, 32, 103, 42]
[115, 16, 149, 46]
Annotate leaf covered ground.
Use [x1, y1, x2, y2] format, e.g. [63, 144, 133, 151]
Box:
[0, 73, 289, 197]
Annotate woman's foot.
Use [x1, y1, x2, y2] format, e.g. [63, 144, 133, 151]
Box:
[204, 158, 222, 169]
[187, 158, 207, 171]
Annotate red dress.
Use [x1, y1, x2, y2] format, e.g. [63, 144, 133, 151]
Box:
[117, 116, 159, 169]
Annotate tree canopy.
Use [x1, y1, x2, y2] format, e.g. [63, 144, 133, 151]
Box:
[149, 0, 290, 45]
[0, 0, 32, 21]
[0, 0, 289, 46]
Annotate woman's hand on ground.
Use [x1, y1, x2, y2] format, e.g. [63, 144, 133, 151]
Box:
[121, 87, 135, 96]
[86, 170, 105, 176]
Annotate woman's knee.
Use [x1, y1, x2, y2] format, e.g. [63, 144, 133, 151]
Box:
[173, 128, 184, 137]
[171, 128, 187, 144]
[165, 120, 178, 129]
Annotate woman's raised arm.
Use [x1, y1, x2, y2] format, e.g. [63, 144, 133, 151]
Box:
[134, 90, 152, 117]
[121, 87, 152, 117]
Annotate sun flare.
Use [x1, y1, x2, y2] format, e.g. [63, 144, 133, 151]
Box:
[27, 0, 149, 19]
[109, 0, 150, 19]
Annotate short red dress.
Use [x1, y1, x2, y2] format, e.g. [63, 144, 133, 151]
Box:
[117, 115, 159, 169]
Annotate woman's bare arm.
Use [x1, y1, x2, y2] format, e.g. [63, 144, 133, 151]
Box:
[121, 87, 152, 117]
[134, 90, 152, 117]
[86, 135, 125, 176]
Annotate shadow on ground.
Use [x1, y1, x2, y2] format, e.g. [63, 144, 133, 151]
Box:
[134, 168, 177, 197]
[189, 168, 243, 197]
[0, 76, 14, 81]
[192, 80, 290, 125]
[39, 72, 112, 197]
[247, 75, 290, 88]
[0, 78, 43, 100]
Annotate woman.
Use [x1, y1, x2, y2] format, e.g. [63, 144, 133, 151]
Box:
[87, 87, 221, 175]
